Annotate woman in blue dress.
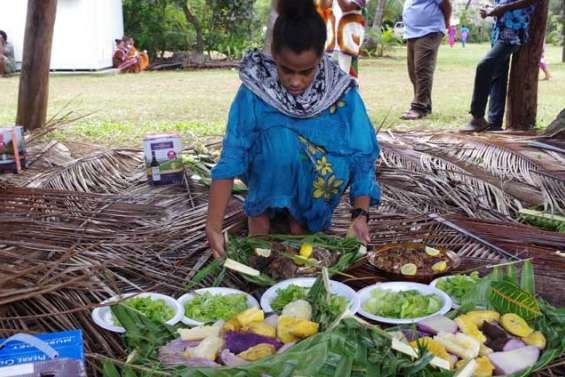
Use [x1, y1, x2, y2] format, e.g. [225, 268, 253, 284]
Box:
[207, 0, 380, 258]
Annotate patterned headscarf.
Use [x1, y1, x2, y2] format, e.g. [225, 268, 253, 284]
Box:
[239, 49, 355, 119]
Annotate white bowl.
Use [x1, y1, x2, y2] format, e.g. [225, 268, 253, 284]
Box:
[356, 282, 452, 324]
[177, 287, 259, 326]
[91, 292, 184, 333]
[430, 275, 461, 309]
[260, 277, 360, 315]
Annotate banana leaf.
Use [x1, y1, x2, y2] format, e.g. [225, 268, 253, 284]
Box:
[488, 280, 542, 320]
[105, 308, 448, 377]
[519, 260, 535, 295]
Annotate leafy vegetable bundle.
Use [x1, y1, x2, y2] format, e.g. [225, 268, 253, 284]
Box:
[224, 233, 364, 286]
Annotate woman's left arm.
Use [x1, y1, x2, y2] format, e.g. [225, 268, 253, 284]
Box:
[346, 90, 381, 244]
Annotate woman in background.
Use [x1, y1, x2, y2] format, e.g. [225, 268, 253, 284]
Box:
[0, 30, 16, 76]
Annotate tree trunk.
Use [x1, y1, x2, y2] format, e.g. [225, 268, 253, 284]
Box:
[562, 3, 565, 63]
[506, 0, 549, 130]
[181, 2, 204, 53]
[264, 0, 279, 55]
[16, 0, 58, 132]
[371, 0, 387, 31]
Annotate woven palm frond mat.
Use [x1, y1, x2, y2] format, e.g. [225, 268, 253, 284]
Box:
[0, 130, 563, 376]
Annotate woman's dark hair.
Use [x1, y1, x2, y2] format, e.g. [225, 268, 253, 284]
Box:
[0, 30, 7, 42]
[272, 0, 326, 57]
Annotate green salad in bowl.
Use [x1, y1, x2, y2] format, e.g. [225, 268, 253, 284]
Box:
[270, 284, 348, 316]
[433, 272, 481, 306]
[178, 287, 259, 326]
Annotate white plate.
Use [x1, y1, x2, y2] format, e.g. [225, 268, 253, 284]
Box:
[177, 287, 259, 326]
[356, 282, 452, 324]
[91, 292, 184, 333]
[430, 275, 461, 309]
[260, 277, 360, 315]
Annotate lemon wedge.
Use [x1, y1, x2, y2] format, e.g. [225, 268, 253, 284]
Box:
[299, 243, 314, 258]
[400, 263, 418, 276]
[425, 246, 441, 257]
[432, 261, 447, 272]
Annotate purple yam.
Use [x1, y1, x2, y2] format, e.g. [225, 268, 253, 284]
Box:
[264, 314, 279, 327]
[502, 338, 527, 352]
[220, 349, 249, 367]
[277, 342, 296, 354]
[401, 329, 420, 342]
[448, 354, 458, 368]
[185, 358, 222, 368]
[483, 321, 511, 352]
[159, 339, 202, 367]
[487, 346, 540, 375]
[224, 331, 283, 354]
[417, 316, 458, 335]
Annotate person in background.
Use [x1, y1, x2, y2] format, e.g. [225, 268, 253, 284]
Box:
[317, 0, 369, 79]
[112, 38, 128, 69]
[460, 25, 470, 47]
[539, 45, 550, 81]
[207, 0, 380, 258]
[0, 30, 16, 76]
[448, 24, 457, 47]
[400, 0, 452, 120]
[117, 36, 150, 73]
[462, 0, 539, 132]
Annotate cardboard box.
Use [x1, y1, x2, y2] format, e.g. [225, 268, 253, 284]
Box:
[143, 133, 184, 185]
[0, 330, 86, 377]
[0, 126, 26, 174]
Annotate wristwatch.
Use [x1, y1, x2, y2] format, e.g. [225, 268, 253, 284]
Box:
[351, 208, 369, 221]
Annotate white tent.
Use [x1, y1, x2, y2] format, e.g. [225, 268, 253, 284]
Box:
[0, 0, 124, 71]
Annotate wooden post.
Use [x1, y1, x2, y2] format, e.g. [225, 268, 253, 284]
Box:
[16, 0, 58, 132]
[505, 0, 549, 130]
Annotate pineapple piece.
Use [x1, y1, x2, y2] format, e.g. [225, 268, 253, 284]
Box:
[223, 318, 241, 332]
[410, 337, 450, 361]
[523, 331, 546, 349]
[178, 324, 222, 341]
[236, 307, 264, 326]
[299, 243, 313, 258]
[474, 356, 495, 377]
[242, 321, 277, 338]
[277, 315, 319, 343]
[456, 357, 494, 377]
[479, 343, 493, 356]
[466, 311, 501, 327]
[238, 343, 276, 361]
[501, 313, 533, 337]
[435, 332, 481, 360]
[456, 315, 487, 343]
[185, 335, 224, 361]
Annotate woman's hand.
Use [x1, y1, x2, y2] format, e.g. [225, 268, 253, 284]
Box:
[348, 216, 370, 245]
[206, 226, 225, 259]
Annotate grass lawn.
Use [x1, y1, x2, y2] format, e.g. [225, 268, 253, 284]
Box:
[0, 43, 563, 148]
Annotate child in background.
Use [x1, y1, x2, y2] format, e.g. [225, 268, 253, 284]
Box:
[539, 46, 551, 80]
[460, 25, 469, 47]
[448, 25, 457, 47]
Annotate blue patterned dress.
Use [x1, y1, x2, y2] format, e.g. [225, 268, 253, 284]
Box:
[211, 85, 380, 232]
[491, 0, 536, 46]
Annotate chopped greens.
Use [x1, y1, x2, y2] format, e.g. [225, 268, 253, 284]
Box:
[436, 272, 481, 304]
[271, 285, 308, 312]
[363, 288, 443, 319]
[184, 292, 249, 322]
[112, 296, 174, 326]
[271, 283, 348, 322]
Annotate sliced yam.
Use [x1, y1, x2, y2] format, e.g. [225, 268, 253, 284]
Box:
[487, 346, 540, 376]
